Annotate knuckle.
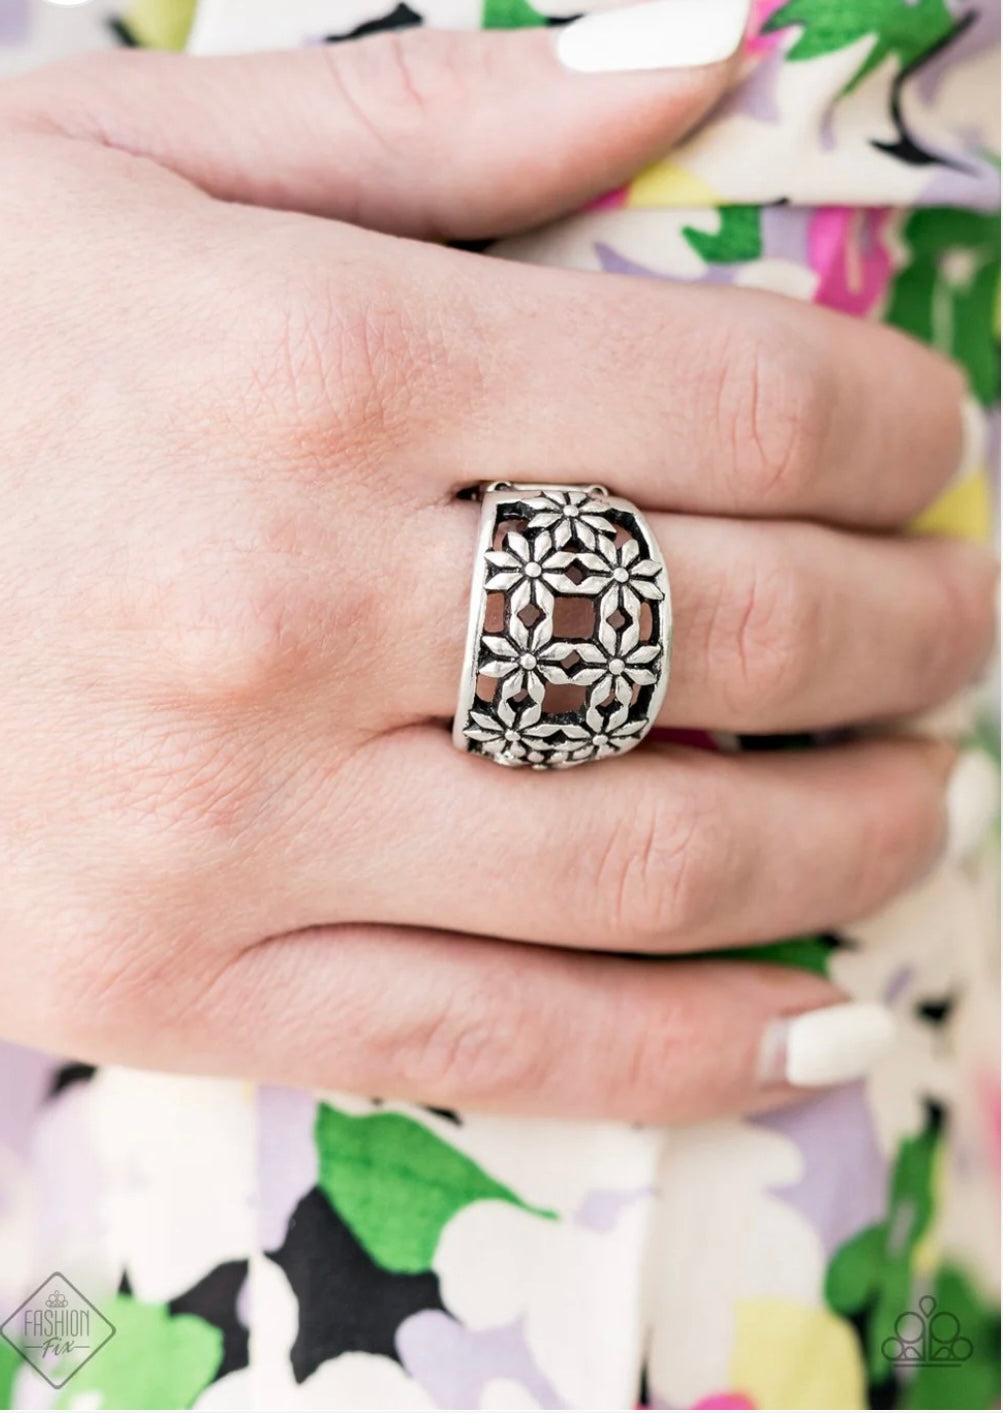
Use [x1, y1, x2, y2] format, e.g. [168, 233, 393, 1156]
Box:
[591, 787, 716, 945]
[145, 504, 378, 712]
[244, 260, 423, 458]
[713, 551, 818, 717]
[130, 515, 382, 793]
[322, 29, 464, 152]
[156, 563, 304, 705]
[717, 328, 833, 506]
[614, 994, 707, 1124]
[396, 971, 546, 1103]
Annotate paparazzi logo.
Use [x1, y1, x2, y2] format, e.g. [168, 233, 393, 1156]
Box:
[883, 1295, 973, 1369]
[1, 1273, 115, 1388]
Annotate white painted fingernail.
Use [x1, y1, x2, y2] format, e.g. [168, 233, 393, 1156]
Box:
[556, 0, 749, 74]
[760, 1002, 896, 1089]
[945, 749, 999, 862]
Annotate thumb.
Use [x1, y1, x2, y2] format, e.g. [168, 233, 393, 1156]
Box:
[1, 2, 749, 240]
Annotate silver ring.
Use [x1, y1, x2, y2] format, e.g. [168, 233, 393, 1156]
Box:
[453, 482, 672, 769]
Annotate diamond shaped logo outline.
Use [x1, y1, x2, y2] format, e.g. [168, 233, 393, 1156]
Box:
[1, 1272, 116, 1389]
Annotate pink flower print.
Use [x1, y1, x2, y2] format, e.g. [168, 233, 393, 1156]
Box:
[809, 206, 893, 317]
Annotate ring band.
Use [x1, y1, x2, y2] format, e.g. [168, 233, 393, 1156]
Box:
[454, 482, 672, 769]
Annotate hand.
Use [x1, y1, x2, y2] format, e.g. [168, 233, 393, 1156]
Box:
[0, 30, 993, 1122]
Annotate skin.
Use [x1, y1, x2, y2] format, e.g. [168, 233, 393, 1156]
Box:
[0, 30, 994, 1125]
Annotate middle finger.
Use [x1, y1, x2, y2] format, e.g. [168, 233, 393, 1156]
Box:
[408, 246, 965, 529]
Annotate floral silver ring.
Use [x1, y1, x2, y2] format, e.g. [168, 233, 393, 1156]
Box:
[453, 482, 672, 769]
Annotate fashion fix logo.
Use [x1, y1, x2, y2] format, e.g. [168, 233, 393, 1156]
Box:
[1, 1272, 115, 1388]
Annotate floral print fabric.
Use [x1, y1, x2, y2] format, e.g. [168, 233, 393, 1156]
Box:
[0, 0, 999, 1408]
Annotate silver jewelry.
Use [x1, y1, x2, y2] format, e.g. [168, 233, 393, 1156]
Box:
[454, 483, 671, 769]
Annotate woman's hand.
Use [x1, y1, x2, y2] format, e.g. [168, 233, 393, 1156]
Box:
[0, 31, 993, 1122]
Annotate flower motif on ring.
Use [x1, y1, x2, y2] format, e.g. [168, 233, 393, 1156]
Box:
[479, 731, 550, 767]
[580, 535, 665, 623]
[505, 719, 593, 768]
[587, 634, 662, 711]
[485, 529, 603, 617]
[480, 616, 591, 705]
[582, 708, 648, 759]
[463, 693, 543, 762]
[523, 490, 618, 551]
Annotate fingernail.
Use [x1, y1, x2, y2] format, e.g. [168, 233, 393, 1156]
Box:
[759, 1002, 896, 1089]
[945, 749, 999, 862]
[556, 0, 749, 74]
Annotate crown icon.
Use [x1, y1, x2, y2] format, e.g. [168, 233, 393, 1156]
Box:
[44, 1290, 69, 1309]
[882, 1296, 974, 1368]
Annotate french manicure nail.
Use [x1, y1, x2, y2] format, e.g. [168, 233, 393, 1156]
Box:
[759, 1002, 896, 1089]
[556, 0, 750, 74]
[945, 749, 999, 862]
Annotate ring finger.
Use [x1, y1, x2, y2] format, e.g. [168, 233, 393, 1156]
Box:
[404, 500, 995, 733]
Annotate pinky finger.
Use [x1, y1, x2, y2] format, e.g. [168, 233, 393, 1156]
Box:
[121, 926, 895, 1126]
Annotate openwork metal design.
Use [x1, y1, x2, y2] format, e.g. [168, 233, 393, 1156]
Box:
[454, 483, 672, 769]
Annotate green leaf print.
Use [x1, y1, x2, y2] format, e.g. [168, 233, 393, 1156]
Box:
[826, 1119, 940, 1386]
[54, 1295, 222, 1411]
[884, 206, 1001, 407]
[719, 934, 838, 976]
[315, 1105, 556, 1274]
[0, 1337, 20, 1410]
[683, 206, 763, 264]
[763, 0, 958, 91]
[482, 0, 548, 29]
[826, 1223, 888, 1312]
